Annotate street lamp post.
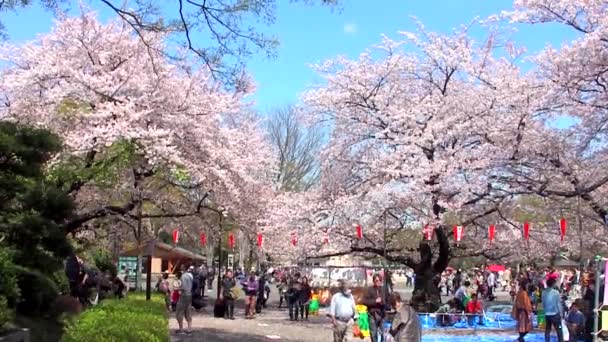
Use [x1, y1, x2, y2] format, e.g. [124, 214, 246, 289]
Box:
[216, 209, 228, 299]
[383, 211, 388, 313]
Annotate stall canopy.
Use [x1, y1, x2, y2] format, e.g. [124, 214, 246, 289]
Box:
[487, 264, 506, 272]
[122, 240, 205, 261]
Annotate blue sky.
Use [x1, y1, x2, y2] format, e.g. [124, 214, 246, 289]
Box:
[2, 1, 577, 113]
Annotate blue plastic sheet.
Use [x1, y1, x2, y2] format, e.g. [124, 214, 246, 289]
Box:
[422, 334, 564, 342]
[418, 313, 538, 330]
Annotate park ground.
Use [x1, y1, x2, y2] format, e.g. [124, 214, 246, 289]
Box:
[169, 284, 521, 342]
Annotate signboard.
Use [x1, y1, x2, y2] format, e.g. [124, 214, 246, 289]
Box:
[117, 256, 138, 284]
[603, 260, 608, 307]
[227, 254, 234, 270]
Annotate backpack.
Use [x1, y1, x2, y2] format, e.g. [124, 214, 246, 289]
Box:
[192, 275, 200, 294]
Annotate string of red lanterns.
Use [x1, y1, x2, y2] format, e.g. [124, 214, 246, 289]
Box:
[192, 218, 568, 252]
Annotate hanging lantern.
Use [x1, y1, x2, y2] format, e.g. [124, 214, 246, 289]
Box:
[453, 225, 464, 243]
[323, 232, 329, 245]
[560, 218, 567, 242]
[228, 233, 235, 249]
[423, 224, 434, 241]
[200, 232, 206, 247]
[172, 230, 180, 244]
[257, 232, 264, 248]
[356, 225, 363, 240]
[291, 232, 297, 247]
[523, 222, 530, 241]
[488, 225, 496, 245]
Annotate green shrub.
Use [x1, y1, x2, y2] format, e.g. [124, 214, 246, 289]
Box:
[0, 297, 11, 330]
[62, 295, 169, 342]
[91, 249, 117, 278]
[0, 247, 19, 328]
[14, 266, 59, 315]
[50, 270, 70, 295]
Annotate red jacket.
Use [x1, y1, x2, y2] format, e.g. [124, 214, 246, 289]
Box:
[466, 299, 482, 314]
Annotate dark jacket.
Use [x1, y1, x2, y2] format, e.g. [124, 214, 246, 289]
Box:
[362, 286, 385, 318]
[299, 283, 312, 302]
[222, 277, 236, 299]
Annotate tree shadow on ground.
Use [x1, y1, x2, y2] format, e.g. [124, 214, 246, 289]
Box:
[171, 328, 301, 342]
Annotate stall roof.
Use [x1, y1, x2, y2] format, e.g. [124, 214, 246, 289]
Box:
[552, 256, 580, 268]
[121, 240, 205, 261]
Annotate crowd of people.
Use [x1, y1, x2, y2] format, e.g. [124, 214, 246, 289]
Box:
[65, 254, 604, 342]
[432, 264, 602, 342]
[512, 265, 601, 342]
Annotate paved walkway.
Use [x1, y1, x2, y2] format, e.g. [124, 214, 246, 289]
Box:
[170, 305, 334, 342]
[169, 282, 511, 341]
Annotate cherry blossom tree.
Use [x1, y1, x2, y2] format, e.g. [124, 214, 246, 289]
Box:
[500, 0, 608, 225]
[263, 20, 574, 309]
[0, 12, 276, 241]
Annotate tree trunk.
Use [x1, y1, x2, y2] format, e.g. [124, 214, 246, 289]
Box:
[409, 227, 449, 312]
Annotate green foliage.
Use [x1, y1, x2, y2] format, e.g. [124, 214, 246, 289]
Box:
[171, 166, 191, 183]
[63, 295, 169, 342]
[0, 122, 73, 274]
[56, 98, 92, 118]
[0, 297, 11, 330]
[157, 231, 172, 245]
[14, 266, 60, 315]
[49, 270, 70, 295]
[91, 249, 117, 278]
[0, 247, 19, 328]
[48, 139, 137, 189]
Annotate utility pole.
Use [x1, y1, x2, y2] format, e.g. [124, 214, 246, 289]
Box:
[593, 257, 602, 342]
[577, 196, 583, 261]
[216, 214, 223, 299]
[383, 211, 388, 312]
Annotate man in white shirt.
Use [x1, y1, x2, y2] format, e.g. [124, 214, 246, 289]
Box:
[330, 279, 358, 342]
[487, 272, 496, 300]
[176, 266, 194, 335]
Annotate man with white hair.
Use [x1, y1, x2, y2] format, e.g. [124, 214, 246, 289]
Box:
[329, 279, 358, 342]
[175, 265, 193, 335]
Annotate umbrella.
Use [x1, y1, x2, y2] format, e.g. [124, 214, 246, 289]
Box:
[487, 264, 506, 272]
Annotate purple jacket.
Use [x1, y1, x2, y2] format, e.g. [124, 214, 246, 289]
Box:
[242, 278, 258, 295]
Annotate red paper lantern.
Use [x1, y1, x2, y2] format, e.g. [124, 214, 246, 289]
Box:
[356, 225, 363, 240]
[200, 233, 206, 247]
[453, 225, 464, 242]
[560, 218, 567, 242]
[172, 230, 180, 244]
[228, 233, 235, 249]
[291, 232, 297, 247]
[488, 225, 496, 245]
[523, 222, 530, 241]
[257, 233, 263, 248]
[323, 232, 329, 245]
[423, 225, 434, 241]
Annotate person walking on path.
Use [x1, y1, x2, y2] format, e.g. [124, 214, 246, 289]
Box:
[329, 279, 358, 342]
[298, 276, 312, 320]
[242, 271, 259, 319]
[542, 277, 564, 342]
[175, 266, 193, 335]
[288, 273, 302, 320]
[512, 278, 533, 342]
[362, 274, 385, 342]
[221, 270, 237, 320]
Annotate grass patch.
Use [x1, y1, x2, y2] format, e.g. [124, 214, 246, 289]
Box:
[62, 293, 169, 342]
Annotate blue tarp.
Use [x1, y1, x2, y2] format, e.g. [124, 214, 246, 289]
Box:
[422, 335, 565, 342]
